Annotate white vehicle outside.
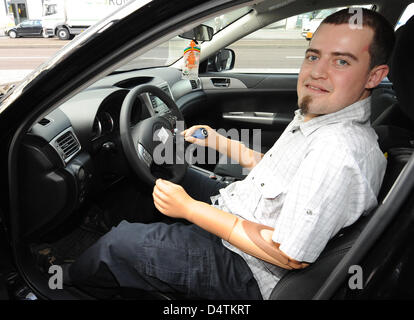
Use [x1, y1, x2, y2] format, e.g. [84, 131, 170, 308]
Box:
[41, 0, 129, 40]
[301, 5, 373, 40]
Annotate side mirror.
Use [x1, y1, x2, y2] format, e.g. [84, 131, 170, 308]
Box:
[179, 24, 214, 41]
[207, 49, 235, 72]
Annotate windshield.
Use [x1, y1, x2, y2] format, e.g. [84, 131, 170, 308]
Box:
[115, 6, 251, 72]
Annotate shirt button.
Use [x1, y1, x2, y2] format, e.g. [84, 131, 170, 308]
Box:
[306, 209, 313, 215]
[270, 154, 272, 157]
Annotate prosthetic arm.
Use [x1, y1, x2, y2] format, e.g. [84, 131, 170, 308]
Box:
[187, 200, 309, 270]
[182, 126, 264, 169]
[153, 179, 308, 269]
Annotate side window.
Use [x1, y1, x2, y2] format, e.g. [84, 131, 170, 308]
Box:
[20, 21, 31, 28]
[395, 2, 414, 30]
[226, 5, 372, 74]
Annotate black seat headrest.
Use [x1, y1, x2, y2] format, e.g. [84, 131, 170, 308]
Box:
[388, 15, 414, 122]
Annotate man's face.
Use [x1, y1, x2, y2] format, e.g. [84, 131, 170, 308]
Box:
[297, 23, 374, 119]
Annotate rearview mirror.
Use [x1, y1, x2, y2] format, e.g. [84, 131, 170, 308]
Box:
[179, 24, 214, 41]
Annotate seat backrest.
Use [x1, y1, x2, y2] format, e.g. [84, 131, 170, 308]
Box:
[373, 16, 414, 151]
[370, 86, 398, 123]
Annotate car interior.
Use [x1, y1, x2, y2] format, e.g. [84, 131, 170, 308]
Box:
[8, 0, 414, 299]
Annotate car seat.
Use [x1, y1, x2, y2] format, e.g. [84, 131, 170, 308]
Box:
[372, 16, 414, 152]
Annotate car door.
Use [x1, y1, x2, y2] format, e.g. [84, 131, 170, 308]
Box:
[33, 20, 43, 36]
[16, 21, 33, 37]
[0, 215, 13, 300]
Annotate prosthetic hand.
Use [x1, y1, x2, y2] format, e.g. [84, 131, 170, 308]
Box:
[192, 128, 208, 139]
[182, 125, 263, 169]
[153, 179, 308, 270]
[181, 125, 223, 150]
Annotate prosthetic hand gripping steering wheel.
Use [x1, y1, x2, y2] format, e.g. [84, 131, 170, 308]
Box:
[119, 84, 187, 185]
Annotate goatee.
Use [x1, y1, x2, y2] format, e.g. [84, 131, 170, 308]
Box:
[299, 95, 312, 116]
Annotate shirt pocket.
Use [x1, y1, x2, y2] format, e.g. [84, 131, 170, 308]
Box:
[254, 180, 285, 220]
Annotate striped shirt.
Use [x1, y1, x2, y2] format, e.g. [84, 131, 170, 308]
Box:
[211, 96, 387, 299]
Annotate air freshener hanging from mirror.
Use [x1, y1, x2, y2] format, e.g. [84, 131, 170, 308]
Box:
[182, 40, 200, 80]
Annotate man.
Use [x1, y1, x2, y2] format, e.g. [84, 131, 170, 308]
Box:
[65, 8, 395, 299]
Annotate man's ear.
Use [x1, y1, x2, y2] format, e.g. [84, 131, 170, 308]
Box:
[365, 64, 389, 89]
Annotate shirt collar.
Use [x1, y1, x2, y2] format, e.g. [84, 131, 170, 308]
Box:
[290, 96, 372, 137]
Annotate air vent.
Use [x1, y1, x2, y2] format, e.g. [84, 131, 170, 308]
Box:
[38, 118, 51, 126]
[160, 85, 170, 97]
[51, 129, 81, 163]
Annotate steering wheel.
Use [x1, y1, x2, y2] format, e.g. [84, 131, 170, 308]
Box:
[119, 84, 187, 185]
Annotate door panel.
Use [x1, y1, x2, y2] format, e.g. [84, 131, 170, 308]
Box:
[184, 72, 297, 150]
[180, 72, 298, 172]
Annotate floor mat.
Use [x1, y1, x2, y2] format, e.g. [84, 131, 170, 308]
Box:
[31, 226, 103, 271]
[49, 226, 103, 262]
[31, 206, 108, 269]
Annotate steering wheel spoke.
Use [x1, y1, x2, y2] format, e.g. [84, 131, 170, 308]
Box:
[130, 123, 141, 144]
[137, 143, 153, 168]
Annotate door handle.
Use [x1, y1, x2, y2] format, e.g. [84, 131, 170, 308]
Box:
[211, 78, 230, 88]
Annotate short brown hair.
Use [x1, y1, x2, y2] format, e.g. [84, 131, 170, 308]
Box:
[320, 8, 395, 69]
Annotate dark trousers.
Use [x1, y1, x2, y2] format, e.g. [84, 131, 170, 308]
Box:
[68, 168, 262, 299]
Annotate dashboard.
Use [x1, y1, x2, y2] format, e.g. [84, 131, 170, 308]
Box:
[19, 66, 202, 238]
